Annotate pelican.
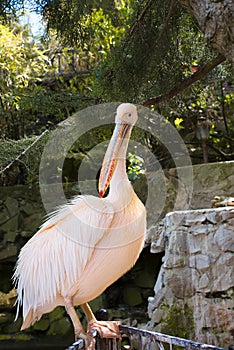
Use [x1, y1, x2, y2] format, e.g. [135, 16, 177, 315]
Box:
[13, 103, 146, 349]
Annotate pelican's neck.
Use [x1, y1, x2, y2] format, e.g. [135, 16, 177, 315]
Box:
[108, 157, 130, 198]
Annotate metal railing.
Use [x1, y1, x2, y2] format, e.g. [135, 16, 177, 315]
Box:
[66, 325, 227, 350]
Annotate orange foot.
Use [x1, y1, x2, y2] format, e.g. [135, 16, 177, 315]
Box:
[87, 320, 121, 339]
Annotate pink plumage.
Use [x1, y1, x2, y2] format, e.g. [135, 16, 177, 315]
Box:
[13, 103, 146, 349]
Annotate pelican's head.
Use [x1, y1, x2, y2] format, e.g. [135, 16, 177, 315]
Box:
[115, 103, 138, 126]
[99, 103, 138, 198]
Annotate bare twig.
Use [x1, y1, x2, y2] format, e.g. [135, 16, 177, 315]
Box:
[0, 130, 49, 175]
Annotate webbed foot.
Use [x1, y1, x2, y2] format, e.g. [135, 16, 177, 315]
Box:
[87, 320, 121, 339]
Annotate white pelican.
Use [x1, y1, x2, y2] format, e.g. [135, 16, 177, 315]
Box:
[13, 103, 146, 349]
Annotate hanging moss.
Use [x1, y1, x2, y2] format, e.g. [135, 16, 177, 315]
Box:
[160, 303, 194, 340]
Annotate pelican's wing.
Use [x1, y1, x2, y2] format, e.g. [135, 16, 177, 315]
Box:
[40, 195, 114, 245]
[14, 195, 114, 323]
[37, 194, 115, 278]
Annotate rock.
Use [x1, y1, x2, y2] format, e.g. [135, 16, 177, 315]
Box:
[48, 306, 65, 322]
[216, 252, 234, 266]
[123, 287, 143, 306]
[0, 334, 12, 340]
[211, 264, 234, 292]
[3, 317, 21, 333]
[187, 234, 204, 254]
[13, 333, 33, 341]
[3, 230, 17, 243]
[47, 317, 72, 336]
[89, 295, 103, 313]
[198, 273, 210, 291]
[165, 268, 197, 299]
[22, 213, 42, 233]
[0, 289, 17, 309]
[33, 317, 50, 331]
[164, 254, 186, 268]
[5, 197, 18, 217]
[151, 308, 163, 323]
[0, 245, 17, 261]
[214, 226, 234, 251]
[21, 202, 37, 216]
[1, 215, 18, 233]
[188, 254, 210, 271]
[0, 312, 14, 326]
[0, 208, 10, 225]
[134, 270, 155, 288]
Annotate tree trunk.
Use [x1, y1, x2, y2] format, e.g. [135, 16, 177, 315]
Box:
[180, 0, 234, 65]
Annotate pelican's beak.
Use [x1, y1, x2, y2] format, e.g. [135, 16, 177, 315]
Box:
[99, 121, 132, 198]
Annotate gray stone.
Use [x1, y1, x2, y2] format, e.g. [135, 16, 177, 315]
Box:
[189, 254, 210, 271]
[0, 245, 17, 261]
[164, 268, 197, 298]
[3, 317, 21, 333]
[220, 208, 234, 221]
[123, 287, 143, 306]
[214, 226, 234, 251]
[211, 265, 234, 292]
[48, 306, 65, 322]
[47, 317, 72, 336]
[198, 273, 210, 290]
[21, 202, 37, 216]
[191, 225, 212, 235]
[164, 254, 186, 268]
[187, 234, 203, 254]
[22, 213, 42, 232]
[33, 317, 50, 331]
[5, 197, 18, 217]
[3, 230, 17, 243]
[0, 312, 14, 325]
[150, 230, 166, 253]
[1, 215, 18, 233]
[0, 208, 10, 225]
[216, 252, 234, 266]
[151, 308, 163, 324]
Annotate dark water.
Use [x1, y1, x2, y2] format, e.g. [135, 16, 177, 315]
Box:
[1, 339, 70, 350]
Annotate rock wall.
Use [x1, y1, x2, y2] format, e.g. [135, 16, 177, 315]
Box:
[147, 207, 234, 347]
[0, 186, 45, 266]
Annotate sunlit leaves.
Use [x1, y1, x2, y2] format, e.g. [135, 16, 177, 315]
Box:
[0, 21, 51, 138]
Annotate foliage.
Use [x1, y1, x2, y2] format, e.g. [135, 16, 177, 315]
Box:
[169, 70, 234, 163]
[0, 0, 233, 186]
[127, 153, 145, 181]
[0, 21, 50, 138]
[94, 2, 216, 102]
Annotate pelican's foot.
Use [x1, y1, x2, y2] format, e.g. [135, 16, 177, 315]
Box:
[75, 330, 96, 350]
[87, 320, 121, 339]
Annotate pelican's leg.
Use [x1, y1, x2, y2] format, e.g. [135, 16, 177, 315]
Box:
[81, 302, 121, 339]
[64, 297, 95, 349]
[81, 302, 96, 322]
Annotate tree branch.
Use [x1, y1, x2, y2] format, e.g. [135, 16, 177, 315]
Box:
[129, 0, 155, 37]
[157, 0, 176, 44]
[142, 54, 226, 107]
